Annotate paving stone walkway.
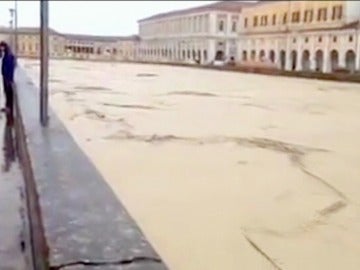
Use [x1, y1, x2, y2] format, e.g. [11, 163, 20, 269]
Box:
[0, 112, 30, 269]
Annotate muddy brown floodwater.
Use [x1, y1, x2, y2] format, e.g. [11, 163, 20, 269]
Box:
[22, 59, 360, 270]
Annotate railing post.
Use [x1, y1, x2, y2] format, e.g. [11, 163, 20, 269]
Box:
[40, 0, 49, 126]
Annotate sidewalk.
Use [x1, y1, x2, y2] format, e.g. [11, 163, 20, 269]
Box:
[0, 113, 29, 269]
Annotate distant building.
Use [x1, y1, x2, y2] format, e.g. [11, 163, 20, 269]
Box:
[0, 27, 139, 61]
[136, 0, 360, 73]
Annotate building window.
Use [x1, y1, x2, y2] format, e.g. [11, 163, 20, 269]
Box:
[317, 8, 327, 21]
[304, 11, 308, 22]
[218, 20, 224, 32]
[244, 17, 248, 27]
[318, 36, 322, 42]
[253, 16, 258, 27]
[272, 14, 276, 25]
[293, 38, 296, 43]
[232, 21, 237, 32]
[349, 35, 353, 42]
[305, 37, 309, 43]
[292, 11, 300, 23]
[333, 36, 337, 42]
[332, 5, 343, 20]
[304, 10, 314, 22]
[242, 50, 247, 61]
[283, 13, 287, 24]
[260, 15, 268, 26]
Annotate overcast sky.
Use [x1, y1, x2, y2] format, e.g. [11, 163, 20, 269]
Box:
[0, 1, 217, 36]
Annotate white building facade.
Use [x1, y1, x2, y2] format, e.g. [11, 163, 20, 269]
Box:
[137, 2, 250, 65]
[136, 0, 360, 73]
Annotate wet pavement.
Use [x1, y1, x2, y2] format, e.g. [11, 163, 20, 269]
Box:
[0, 112, 29, 269]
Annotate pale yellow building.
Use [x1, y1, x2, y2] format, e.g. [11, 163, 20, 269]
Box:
[0, 27, 139, 62]
[239, 0, 360, 73]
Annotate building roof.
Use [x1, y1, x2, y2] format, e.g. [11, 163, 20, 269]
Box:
[138, 1, 256, 23]
[0, 26, 139, 42]
[242, 20, 360, 36]
[252, 0, 286, 7]
[60, 33, 139, 42]
[342, 20, 360, 30]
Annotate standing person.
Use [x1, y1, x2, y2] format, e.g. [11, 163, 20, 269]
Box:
[0, 41, 16, 124]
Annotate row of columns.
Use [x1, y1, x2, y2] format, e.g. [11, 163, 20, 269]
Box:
[242, 47, 359, 73]
[240, 31, 360, 73]
[137, 41, 213, 64]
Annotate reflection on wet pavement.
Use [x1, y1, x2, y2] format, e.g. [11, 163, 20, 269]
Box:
[2, 117, 16, 172]
[0, 113, 29, 269]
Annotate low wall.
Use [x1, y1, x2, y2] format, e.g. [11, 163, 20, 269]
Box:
[14, 68, 168, 270]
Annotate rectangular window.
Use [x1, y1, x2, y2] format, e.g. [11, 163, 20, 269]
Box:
[218, 20, 224, 32]
[264, 15, 268, 26]
[304, 10, 308, 22]
[272, 14, 276, 25]
[283, 13, 287, 24]
[317, 8, 327, 21]
[332, 5, 343, 20]
[232, 21, 237, 32]
[253, 16, 258, 27]
[292, 11, 300, 23]
[309, 10, 314, 22]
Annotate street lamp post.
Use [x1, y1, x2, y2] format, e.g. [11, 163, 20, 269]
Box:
[14, 0, 18, 54]
[9, 8, 15, 49]
[40, 0, 49, 126]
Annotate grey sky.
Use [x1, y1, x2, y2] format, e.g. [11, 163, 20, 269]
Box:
[0, 1, 216, 36]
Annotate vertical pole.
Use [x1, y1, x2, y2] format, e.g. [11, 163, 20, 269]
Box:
[9, 8, 14, 49]
[14, 0, 18, 54]
[355, 20, 360, 72]
[40, 0, 49, 126]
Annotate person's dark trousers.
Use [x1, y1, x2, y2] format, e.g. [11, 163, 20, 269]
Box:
[2, 79, 14, 121]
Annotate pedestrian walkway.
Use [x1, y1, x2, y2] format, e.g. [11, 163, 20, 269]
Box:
[0, 113, 29, 269]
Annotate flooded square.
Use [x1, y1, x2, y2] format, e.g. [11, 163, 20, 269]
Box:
[22, 59, 360, 270]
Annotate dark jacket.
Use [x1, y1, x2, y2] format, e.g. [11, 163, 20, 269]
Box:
[1, 43, 16, 82]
